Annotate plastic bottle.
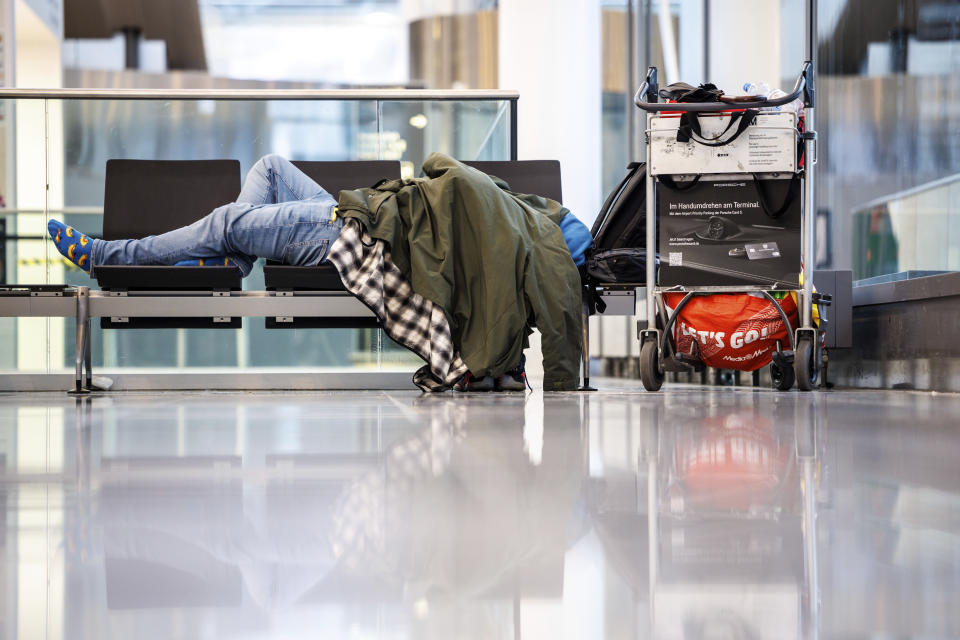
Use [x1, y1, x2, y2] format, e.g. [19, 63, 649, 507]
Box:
[742, 81, 772, 97]
[742, 82, 803, 114]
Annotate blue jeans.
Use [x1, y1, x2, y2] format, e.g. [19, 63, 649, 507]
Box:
[92, 154, 344, 276]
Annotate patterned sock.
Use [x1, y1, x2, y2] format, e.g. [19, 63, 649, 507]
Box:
[47, 219, 93, 272]
[174, 257, 238, 268]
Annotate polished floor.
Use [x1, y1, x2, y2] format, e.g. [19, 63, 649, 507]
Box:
[0, 381, 958, 639]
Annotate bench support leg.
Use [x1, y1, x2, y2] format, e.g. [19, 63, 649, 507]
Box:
[84, 309, 93, 390]
[579, 301, 596, 391]
[69, 286, 91, 395]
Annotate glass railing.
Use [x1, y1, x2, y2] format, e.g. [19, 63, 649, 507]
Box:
[0, 89, 517, 378]
[850, 173, 960, 282]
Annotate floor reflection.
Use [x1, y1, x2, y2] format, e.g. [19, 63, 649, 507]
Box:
[586, 394, 821, 640]
[0, 386, 958, 638]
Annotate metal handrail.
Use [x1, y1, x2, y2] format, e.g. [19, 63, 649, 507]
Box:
[854, 172, 960, 213]
[634, 62, 810, 113]
[0, 88, 520, 101]
[0, 207, 105, 215]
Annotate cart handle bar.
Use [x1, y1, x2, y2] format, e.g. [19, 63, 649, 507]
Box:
[634, 62, 812, 113]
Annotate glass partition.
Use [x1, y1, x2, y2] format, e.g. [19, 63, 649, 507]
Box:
[0, 91, 515, 377]
[379, 99, 512, 178]
[851, 175, 960, 281]
[778, 0, 960, 282]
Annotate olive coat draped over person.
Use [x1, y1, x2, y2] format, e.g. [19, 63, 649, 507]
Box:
[336, 153, 582, 391]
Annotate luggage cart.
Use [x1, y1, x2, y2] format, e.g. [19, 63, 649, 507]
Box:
[632, 1, 825, 392]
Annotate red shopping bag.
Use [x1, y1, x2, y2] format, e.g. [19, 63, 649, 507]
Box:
[663, 292, 798, 371]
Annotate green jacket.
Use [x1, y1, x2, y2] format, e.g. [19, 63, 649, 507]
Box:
[336, 153, 582, 391]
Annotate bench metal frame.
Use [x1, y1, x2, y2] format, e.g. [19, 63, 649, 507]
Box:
[0, 286, 377, 393]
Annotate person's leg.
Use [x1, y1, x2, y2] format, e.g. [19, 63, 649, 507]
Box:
[237, 154, 330, 205]
[90, 197, 341, 276]
[89, 202, 259, 275]
[48, 215, 248, 274]
[226, 198, 342, 268]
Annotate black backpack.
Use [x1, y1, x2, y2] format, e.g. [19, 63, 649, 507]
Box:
[586, 161, 652, 284]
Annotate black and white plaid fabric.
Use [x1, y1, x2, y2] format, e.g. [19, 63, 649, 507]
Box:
[328, 219, 468, 392]
[330, 400, 467, 573]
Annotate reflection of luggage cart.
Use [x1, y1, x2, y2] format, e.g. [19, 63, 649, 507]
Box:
[633, 5, 827, 392]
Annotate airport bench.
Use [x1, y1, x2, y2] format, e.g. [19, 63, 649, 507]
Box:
[0, 159, 582, 393]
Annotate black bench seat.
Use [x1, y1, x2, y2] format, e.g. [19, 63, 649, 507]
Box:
[261, 159, 565, 329]
[94, 159, 244, 328]
[262, 161, 401, 295]
[261, 160, 401, 329]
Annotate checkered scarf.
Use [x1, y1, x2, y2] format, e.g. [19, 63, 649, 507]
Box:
[328, 219, 468, 392]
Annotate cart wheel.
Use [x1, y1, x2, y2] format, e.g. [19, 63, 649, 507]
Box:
[771, 358, 795, 391]
[794, 338, 818, 391]
[640, 340, 664, 392]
